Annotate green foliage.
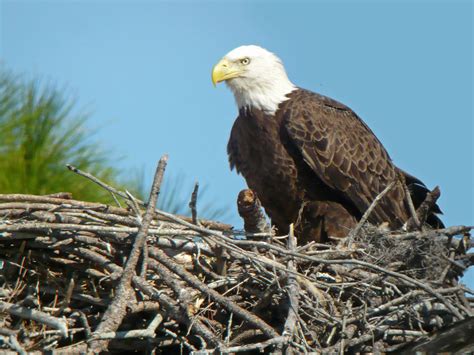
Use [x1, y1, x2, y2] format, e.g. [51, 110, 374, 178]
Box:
[0, 68, 228, 220]
[0, 69, 133, 204]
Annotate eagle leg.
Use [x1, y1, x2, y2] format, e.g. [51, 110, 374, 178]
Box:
[294, 201, 357, 244]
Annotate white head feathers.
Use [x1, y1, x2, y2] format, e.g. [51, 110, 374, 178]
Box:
[221, 45, 296, 115]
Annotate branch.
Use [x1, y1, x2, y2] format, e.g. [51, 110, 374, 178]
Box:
[406, 186, 441, 230]
[237, 189, 270, 235]
[279, 224, 300, 353]
[147, 246, 279, 339]
[346, 180, 396, 246]
[398, 317, 474, 353]
[92, 313, 163, 340]
[189, 182, 200, 225]
[66, 165, 232, 231]
[0, 300, 68, 337]
[89, 155, 168, 352]
[399, 172, 421, 231]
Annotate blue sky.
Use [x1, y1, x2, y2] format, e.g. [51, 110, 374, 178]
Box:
[2, 0, 473, 283]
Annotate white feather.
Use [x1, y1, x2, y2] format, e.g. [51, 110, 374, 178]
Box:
[223, 45, 296, 115]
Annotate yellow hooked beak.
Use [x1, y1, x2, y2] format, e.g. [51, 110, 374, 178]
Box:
[212, 59, 242, 86]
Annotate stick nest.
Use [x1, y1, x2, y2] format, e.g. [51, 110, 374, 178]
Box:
[0, 172, 473, 353]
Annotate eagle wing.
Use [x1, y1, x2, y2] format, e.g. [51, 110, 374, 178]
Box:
[283, 89, 408, 225]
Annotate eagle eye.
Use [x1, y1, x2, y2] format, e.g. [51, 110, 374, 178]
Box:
[240, 57, 250, 65]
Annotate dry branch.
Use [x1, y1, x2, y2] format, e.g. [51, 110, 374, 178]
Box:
[89, 155, 168, 352]
[0, 161, 472, 353]
[406, 185, 441, 231]
[237, 189, 270, 235]
[346, 180, 396, 246]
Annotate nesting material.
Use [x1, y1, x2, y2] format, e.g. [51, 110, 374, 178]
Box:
[0, 163, 472, 353]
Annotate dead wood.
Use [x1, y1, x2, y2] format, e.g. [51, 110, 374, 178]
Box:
[0, 160, 472, 353]
[237, 189, 270, 235]
[89, 155, 168, 352]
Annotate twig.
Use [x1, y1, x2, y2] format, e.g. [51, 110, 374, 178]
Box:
[132, 273, 220, 348]
[0, 300, 68, 337]
[400, 172, 421, 231]
[68, 241, 220, 348]
[237, 189, 270, 235]
[189, 182, 200, 225]
[347, 180, 396, 246]
[281, 224, 299, 349]
[397, 317, 474, 353]
[340, 300, 352, 353]
[220, 336, 287, 353]
[390, 225, 473, 240]
[406, 186, 441, 231]
[225, 313, 233, 346]
[147, 246, 279, 339]
[65, 165, 232, 230]
[0, 222, 202, 236]
[92, 313, 163, 340]
[7, 334, 27, 355]
[0, 166, 472, 354]
[74, 311, 92, 339]
[90, 155, 168, 352]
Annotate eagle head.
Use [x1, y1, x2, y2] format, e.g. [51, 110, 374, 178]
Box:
[212, 45, 296, 115]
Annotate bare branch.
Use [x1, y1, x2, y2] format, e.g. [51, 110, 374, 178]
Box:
[90, 155, 168, 352]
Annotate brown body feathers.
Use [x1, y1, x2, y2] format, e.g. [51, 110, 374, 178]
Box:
[228, 89, 442, 242]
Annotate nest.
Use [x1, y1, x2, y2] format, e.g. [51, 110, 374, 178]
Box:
[0, 157, 473, 354]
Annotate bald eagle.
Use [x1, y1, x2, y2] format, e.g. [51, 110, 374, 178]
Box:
[212, 45, 442, 243]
